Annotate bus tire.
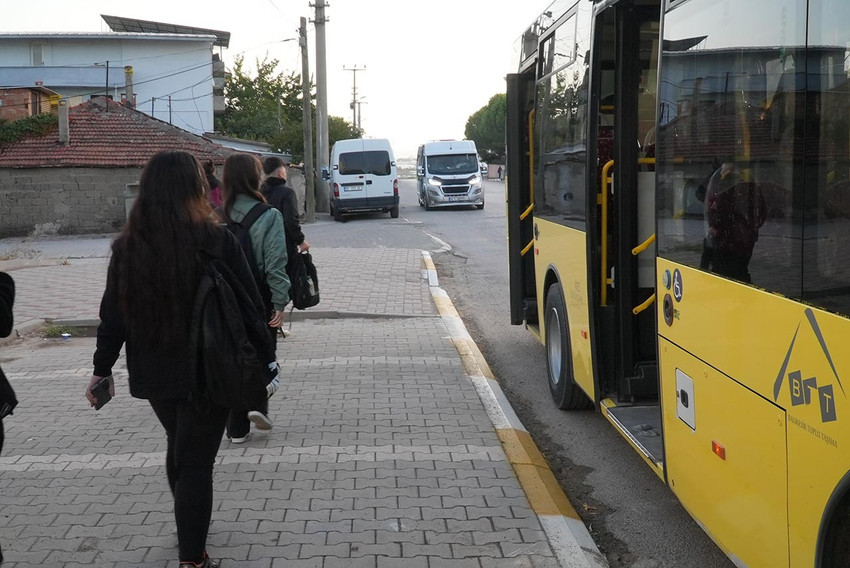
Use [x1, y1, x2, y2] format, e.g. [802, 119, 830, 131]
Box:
[820, 487, 850, 567]
[545, 283, 591, 410]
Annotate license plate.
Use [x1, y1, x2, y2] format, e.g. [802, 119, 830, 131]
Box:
[448, 196, 465, 202]
[343, 186, 363, 192]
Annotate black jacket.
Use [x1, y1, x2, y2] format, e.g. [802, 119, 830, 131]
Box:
[0, 272, 13, 338]
[261, 176, 305, 262]
[93, 227, 260, 400]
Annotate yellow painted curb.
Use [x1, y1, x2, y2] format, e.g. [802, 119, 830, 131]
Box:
[513, 462, 582, 519]
[497, 427, 549, 468]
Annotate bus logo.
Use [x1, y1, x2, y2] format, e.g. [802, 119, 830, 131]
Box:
[773, 308, 844, 423]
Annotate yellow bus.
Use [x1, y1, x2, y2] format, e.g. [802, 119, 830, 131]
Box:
[506, 0, 850, 566]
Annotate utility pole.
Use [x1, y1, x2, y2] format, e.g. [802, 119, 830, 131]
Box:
[312, 0, 330, 213]
[343, 65, 365, 129]
[300, 17, 316, 223]
[356, 99, 366, 132]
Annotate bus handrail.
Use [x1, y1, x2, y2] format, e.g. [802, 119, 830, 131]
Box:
[528, 109, 535, 210]
[600, 160, 615, 306]
[520, 204, 534, 221]
[521, 240, 534, 256]
[631, 233, 656, 256]
[632, 293, 656, 315]
[600, 157, 656, 307]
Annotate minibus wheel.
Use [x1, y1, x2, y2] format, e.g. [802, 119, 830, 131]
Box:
[390, 206, 399, 219]
[544, 283, 591, 410]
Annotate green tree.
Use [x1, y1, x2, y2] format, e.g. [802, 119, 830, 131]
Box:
[328, 115, 361, 146]
[216, 55, 360, 162]
[218, 55, 307, 160]
[465, 93, 506, 162]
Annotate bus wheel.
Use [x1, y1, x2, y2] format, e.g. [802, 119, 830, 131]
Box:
[545, 284, 590, 410]
[821, 490, 850, 567]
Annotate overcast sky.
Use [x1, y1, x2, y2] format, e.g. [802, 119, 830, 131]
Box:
[3, 0, 545, 159]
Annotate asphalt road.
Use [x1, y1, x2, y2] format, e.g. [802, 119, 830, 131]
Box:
[395, 177, 735, 568]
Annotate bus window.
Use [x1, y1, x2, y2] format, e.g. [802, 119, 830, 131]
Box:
[656, 0, 806, 295]
[534, 8, 590, 228]
[803, 1, 850, 316]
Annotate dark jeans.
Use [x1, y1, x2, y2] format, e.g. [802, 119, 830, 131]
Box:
[227, 397, 268, 439]
[148, 398, 229, 563]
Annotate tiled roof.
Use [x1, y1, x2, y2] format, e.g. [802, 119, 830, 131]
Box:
[0, 97, 234, 168]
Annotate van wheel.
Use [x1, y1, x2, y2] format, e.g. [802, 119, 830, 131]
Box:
[545, 284, 591, 410]
[390, 207, 399, 219]
[475, 202, 484, 210]
[333, 208, 344, 222]
[424, 195, 434, 211]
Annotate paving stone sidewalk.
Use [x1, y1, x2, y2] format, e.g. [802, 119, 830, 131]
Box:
[0, 245, 562, 568]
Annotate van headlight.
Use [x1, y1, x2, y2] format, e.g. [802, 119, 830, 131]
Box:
[468, 174, 482, 186]
[427, 178, 442, 187]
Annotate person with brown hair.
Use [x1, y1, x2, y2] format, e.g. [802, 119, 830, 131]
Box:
[203, 160, 223, 207]
[220, 152, 290, 441]
[86, 150, 266, 568]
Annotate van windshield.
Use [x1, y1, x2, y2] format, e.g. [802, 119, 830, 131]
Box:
[339, 150, 391, 176]
[427, 153, 479, 175]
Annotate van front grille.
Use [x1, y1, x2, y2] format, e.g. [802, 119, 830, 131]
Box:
[442, 184, 469, 195]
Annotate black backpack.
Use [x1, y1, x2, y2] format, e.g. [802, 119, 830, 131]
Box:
[288, 251, 320, 310]
[217, 203, 274, 312]
[190, 253, 273, 410]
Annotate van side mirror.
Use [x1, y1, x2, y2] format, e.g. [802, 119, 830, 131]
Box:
[321, 167, 330, 181]
[417, 166, 424, 176]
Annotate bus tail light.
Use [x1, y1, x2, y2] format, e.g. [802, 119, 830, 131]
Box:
[712, 441, 726, 460]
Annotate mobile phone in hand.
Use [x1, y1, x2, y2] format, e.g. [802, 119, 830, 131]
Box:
[90, 376, 112, 410]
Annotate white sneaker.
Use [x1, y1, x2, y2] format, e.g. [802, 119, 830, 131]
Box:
[228, 432, 252, 444]
[248, 411, 274, 431]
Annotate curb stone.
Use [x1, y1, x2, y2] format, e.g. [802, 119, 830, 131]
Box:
[422, 250, 610, 568]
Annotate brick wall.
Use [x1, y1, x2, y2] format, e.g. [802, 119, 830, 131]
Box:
[0, 167, 142, 237]
[0, 90, 34, 121]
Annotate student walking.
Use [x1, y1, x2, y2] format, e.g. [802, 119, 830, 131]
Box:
[261, 156, 310, 264]
[220, 153, 290, 442]
[203, 160, 223, 208]
[86, 150, 265, 568]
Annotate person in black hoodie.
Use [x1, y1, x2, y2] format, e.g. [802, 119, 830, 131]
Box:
[261, 157, 310, 268]
[86, 151, 266, 568]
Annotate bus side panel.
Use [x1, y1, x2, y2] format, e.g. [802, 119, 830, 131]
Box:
[659, 338, 789, 568]
[536, 218, 594, 399]
[657, 259, 850, 566]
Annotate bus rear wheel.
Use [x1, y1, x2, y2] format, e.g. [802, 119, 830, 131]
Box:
[821, 488, 850, 567]
[545, 283, 591, 410]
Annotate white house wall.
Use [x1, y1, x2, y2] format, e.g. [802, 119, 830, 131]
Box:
[0, 35, 215, 135]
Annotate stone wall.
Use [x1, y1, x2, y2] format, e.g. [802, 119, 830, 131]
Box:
[0, 167, 141, 237]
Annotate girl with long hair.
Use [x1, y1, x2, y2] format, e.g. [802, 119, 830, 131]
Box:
[87, 150, 262, 568]
[220, 152, 289, 441]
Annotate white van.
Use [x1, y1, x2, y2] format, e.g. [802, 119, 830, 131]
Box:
[416, 140, 484, 210]
[323, 138, 399, 221]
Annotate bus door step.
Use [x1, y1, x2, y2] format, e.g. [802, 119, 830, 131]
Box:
[603, 403, 665, 472]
